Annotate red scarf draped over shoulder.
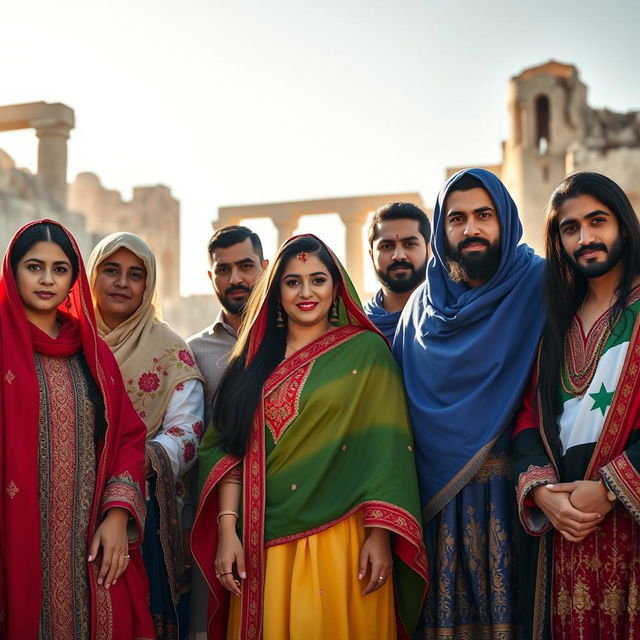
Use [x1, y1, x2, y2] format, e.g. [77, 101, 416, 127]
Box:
[0, 220, 154, 640]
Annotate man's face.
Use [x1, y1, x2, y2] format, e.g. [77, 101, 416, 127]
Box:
[209, 238, 266, 315]
[370, 219, 428, 293]
[443, 187, 501, 286]
[558, 194, 624, 278]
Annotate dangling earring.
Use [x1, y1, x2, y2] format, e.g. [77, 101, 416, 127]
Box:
[65, 294, 72, 311]
[330, 299, 339, 324]
[276, 302, 285, 328]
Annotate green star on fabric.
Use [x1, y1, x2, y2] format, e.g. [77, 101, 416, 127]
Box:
[589, 383, 614, 416]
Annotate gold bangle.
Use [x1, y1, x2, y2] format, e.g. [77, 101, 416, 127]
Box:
[217, 510, 239, 523]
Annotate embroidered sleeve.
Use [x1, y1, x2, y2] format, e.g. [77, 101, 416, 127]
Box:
[151, 379, 205, 479]
[220, 464, 243, 486]
[515, 463, 558, 535]
[601, 452, 640, 524]
[101, 472, 146, 544]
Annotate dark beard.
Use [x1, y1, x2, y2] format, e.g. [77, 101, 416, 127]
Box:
[218, 286, 251, 316]
[376, 260, 427, 293]
[445, 237, 501, 285]
[570, 236, 624, 278]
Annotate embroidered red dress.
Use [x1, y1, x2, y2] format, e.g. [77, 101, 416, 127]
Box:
[0, 220, 155, 640]
[513, 291, 640, 639]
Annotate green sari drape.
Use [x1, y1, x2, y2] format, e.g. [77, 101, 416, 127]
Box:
[191, 235, 427, 640]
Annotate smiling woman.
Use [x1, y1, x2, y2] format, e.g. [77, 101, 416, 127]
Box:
[192, 234, 427, 640]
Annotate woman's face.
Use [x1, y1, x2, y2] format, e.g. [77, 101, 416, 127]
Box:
[279, 253, 336, 330]
[93, 247, 147, 329]
[15, 241, 74, 320]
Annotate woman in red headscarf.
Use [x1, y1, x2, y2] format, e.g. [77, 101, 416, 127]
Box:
[0, 220, 154, 639]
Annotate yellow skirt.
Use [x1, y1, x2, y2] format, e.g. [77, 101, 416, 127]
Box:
[227, 511, 397, 640]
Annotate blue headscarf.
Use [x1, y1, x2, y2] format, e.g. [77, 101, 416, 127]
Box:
[363, 289, 401, 344]
[393, 168, 545, 521]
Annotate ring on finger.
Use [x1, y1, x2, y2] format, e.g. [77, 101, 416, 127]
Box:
[377, 575, 385, 581]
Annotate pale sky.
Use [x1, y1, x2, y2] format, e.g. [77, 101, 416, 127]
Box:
[2, 0, 640, 295]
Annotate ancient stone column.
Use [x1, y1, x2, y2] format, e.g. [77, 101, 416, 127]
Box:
[274, 217, 298, 248]
[340, 211, 365, 296]
[35, 121, 73, 208]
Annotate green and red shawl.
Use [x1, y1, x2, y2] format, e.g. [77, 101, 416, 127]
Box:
[191, 235, 427, 640]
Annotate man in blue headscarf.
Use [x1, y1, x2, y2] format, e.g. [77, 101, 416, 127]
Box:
[364, 202, 430, 342]
[394, 168, 545, 639]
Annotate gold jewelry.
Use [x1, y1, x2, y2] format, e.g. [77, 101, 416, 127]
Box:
[217, 510, 239, 523]
[123, 554, 130, 559]
[330, 299, 339, 324]
[276, 303, 285, 328]
[377, 576, 385, 581]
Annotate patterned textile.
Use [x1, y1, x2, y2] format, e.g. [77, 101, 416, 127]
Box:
[513, 294, 640, 639]
[37, 353, 96, 639]
[192, 235, 428, 640]
[145, 441, 190, 640]
[420, 436, 521, 640]
[0, 220, 154, 639]
[87, 232, 203, 437]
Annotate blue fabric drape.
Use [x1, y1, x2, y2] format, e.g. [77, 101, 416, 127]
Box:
[363, 289, 402, 344]
[394, 168, 545, 518]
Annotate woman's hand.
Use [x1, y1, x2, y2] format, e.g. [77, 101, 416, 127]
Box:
[216, 525, 246, 597]
[88, 507, 130, 588]
[359, 527, 392, 595]
[531, 484, 602, 542]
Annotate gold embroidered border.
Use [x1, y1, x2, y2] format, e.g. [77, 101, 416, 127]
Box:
[422, 623, 518, 639]
[516, 463, 558, 535]
[264, 361, 314, 443]
[422, 439, 495, 524]
[532, 533, 549, 640]
[102, 471, 146, 542]
[147, 440, 189, 603]
[602, 453, 640, 523]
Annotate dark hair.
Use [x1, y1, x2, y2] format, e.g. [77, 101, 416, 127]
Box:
[10, 221, 107, 444]
[213, 236, 340, 456]
[208, 225, 263, 264]
[538, 171, 640, 452]
[10, 222, 79, 284]
[368, 202, 431, 248]
[447, 173, 485, 194]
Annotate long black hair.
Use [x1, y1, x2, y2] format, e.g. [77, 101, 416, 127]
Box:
[212, 235, 340, 457]
[10, 222, 107, 444]
[538, 172, 640, 452]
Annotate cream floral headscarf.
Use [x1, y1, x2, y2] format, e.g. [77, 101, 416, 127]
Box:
[87, 232, 202, 438]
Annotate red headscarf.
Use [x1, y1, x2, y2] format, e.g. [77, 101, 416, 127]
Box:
[0, 220, 154, 639]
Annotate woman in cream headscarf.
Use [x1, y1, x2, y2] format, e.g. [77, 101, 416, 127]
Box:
[88, 232, 204, 640]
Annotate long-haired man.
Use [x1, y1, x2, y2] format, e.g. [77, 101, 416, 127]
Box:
[513, 171, 640, 639]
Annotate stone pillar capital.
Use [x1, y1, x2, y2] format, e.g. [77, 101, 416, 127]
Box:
[33, 120, 73, 140]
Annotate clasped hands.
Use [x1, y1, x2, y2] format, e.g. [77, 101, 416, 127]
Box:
[531, 480, 613, 542]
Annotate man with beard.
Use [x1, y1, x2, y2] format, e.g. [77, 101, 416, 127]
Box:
[394, 169, 545, 639]
[364, 202, 430, 342]
[187, 225, 266, 640]
[512, 172, 640, 639]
